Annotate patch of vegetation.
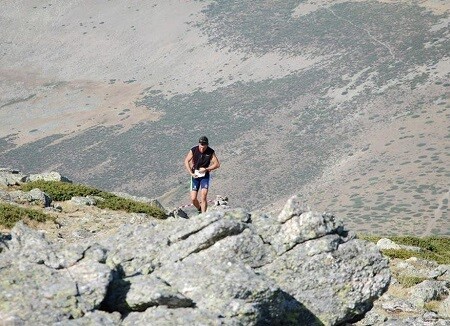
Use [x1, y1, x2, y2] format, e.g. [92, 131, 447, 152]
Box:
[424, 300, 441, 312]
[359, 235, 450, 264]
[396, 275, 428, 288]
[20, 181, 167, 219]
[0, 202, 54, 228]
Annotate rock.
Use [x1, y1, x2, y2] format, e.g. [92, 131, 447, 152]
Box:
[391, 257, 444, 279]
[29, 171, 72, 183]
[125, 274, 194, 311]
[380, 296, 418, 313]
[377, 238, 421, 252]
[71, 196, 97, 206]
[170, 207, 189, 219]
[7, 188, 52, 207]
[438, 295, 450, 318]
[0, 168, 28, 186]
[261, 236, 390, 325]
[377, 238, 402, 250]
[29, 188, 52, 207]
[0, 197, 392, 325]
[0, 223, 112, 324]
[409, 280, 449, 307]
[276, 194, 310, 223]
[271, 210, 345, 254]
[54, 311, 122, 325]
[122, 307, 222, 326]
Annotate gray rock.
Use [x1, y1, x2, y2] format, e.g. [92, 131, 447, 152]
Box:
[0, 168, 28, 186]
[377, 238, 421, 252]
[276, 194, 310, 223]
[54, 311, 121, 325]
[356, 309, 388, 325]
[393, 257, 444, 279]
[29, 188, 52, 206]
[0, 197, 392, 325]
[170, 207, 189, 219]
[410, 280, 449, 307]
[438, 295, 450, 318]
[271, 210, 345, 254]
[71, 196, 97, 206]
[261, 236, 390, 325]
[153, 251, 308, 325]
[436, 264, 450, 282]
[122, 307, 223, 326]
[377, 238, 402, 250]
[381, 297, 418, 313]
[8, 188, 52, 207]
[29, 171, 72, 183]
[125, 274, 194, 311]
[0, 223, 112, 324]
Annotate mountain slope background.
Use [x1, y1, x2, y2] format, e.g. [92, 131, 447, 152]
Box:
[1, 0, 449, 236]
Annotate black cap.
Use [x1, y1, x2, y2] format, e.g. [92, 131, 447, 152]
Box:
[198, 136, 209, 145]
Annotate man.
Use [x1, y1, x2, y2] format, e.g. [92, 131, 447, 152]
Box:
[184, 136, 220, 213]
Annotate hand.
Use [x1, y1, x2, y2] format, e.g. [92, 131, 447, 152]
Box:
[199, 167, 207, 173]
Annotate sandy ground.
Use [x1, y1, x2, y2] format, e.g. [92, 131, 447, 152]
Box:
[0, 0, 318, 145]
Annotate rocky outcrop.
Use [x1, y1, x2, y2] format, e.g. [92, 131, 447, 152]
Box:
[0, 169, 72, 187]
[0, 188, 52, 207]
[0, 168, 28, 187]
[357, 255, 450, 325]
[0, 195, 391, 325]
[29, 171, 72, 183]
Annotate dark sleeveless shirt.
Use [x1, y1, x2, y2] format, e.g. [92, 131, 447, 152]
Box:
[191, 146, 215, 176]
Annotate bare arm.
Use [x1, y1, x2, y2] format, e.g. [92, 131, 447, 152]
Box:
[184, 150, 195, 176]
[201, 153, 220, 173]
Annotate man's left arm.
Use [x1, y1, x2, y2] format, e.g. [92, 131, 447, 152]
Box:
[201, 153, 220, 173]
[208, 153, 220, 172]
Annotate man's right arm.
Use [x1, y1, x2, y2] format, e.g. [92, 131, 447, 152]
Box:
[184, 150, 195, 176]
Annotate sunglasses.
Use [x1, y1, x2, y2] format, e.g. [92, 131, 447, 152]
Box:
[199, 142, 208, 145]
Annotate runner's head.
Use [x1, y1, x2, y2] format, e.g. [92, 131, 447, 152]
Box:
[198, 136, 209, 152]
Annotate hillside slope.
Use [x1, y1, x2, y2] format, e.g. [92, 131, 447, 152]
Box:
[0, 0, 448, 235]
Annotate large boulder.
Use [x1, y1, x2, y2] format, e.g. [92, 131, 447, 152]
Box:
[0, 222, 112, 324]
[0, 168, 28, 187]
[29, 171, 72, 183]
[0, 196, 391, 325]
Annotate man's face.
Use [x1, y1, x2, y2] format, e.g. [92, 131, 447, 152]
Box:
[198, 143, 208, 152]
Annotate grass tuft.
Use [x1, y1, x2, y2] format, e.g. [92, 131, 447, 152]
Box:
[396, 275, 428, 288]
[20, 181, 167, 219]
[0, 202, 54, 228]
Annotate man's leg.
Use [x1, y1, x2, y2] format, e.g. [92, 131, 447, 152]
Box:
[200, 188, 208, 213]
[190, 177, 201, 211]
[190, 190, 201, 211]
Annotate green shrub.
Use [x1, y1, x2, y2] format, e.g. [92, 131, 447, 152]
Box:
[21, 180, 103, 201]
[0, 203, 54, 228]
[359, 234, 450, 264]
[20, 181, 167, 219]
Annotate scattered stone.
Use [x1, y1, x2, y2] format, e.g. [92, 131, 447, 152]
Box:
[71, 196, 97, 206]
[377, 238, 421, 252]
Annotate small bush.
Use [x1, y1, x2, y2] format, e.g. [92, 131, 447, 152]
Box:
[0, 203, 54, 228]
[21, 180, 103, 201]
[359, 234, 450, 264]
[20, 181, 167, 219]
